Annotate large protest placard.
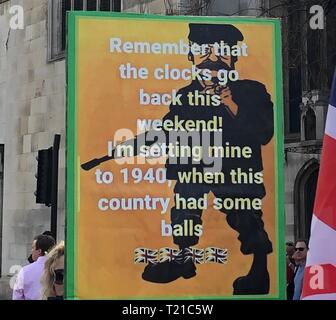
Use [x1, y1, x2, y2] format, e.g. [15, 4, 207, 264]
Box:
[66, 12, 285, 299]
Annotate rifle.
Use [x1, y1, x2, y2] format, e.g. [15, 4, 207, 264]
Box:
[81, 130, 161, 171]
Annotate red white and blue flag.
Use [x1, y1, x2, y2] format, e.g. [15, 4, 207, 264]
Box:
[159, 247, 181, 263]
[205, 247, 228, 264]
[184, 247, 205, 264]
[302, 71, 336, 300]
[134, 248, 158, 264]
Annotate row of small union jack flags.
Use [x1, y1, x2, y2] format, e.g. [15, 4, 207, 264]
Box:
[134, 247, 228, 264]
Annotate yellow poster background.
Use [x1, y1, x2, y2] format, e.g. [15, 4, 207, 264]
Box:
[76, 17, 277, 298]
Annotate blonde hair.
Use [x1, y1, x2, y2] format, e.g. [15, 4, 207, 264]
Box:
[40, 241, 65, 300]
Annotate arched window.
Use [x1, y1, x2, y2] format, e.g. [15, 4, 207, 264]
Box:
[304, 107, 316, 140]
[294, 159, 319, 240]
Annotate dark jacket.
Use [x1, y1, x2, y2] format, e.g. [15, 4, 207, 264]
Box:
[163, 79, 274, 181]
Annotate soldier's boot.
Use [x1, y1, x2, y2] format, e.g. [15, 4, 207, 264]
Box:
[226, 212, 272, 294]
[233, 253, 270, 295]
[142, 248, 196, 283]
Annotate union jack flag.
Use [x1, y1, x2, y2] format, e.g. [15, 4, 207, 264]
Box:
[205, 247, 228, 264]
[159, 247, 181, 262]
[302, 71, 336, 300]
[184, 248, 205, 264]
[134, 248, 158, 264]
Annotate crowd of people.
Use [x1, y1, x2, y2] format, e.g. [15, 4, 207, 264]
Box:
[11, 232, 307, 300]
[12, 231, 64, 300]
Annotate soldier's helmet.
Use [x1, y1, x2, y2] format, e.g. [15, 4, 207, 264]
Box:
[188, 23, 244, 46]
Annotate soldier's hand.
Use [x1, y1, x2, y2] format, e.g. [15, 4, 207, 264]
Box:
[216, 85, 239, 116]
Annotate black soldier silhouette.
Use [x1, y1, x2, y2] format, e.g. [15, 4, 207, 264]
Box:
[82, 23, 274, 295]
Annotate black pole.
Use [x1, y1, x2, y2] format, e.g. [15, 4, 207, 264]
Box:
[51, 134, 61, 241]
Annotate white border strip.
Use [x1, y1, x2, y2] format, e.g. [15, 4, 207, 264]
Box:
[306, 215, 336, 267]
[325, 105, 336, 140]
[303, 292, 336, 300]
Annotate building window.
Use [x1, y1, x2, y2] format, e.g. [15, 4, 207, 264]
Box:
[287, 4, 302, 135]
[304, 107, 316, 141]
[326, 3, 336, 88]
[48, 0, 121, 61]
[306, 19, 326, 91]
[294, 159, 319, 240]
[0, 145, 4, 276]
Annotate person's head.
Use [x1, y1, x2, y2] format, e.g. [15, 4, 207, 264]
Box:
[187, 23, 243, 73]
[29, 232, 55, 263]
[41, 241, 65, 299]
[286, 241, 295, 257]
[42, 230, 54, 238]
[31, 235, 55, 261]
[293, 239, 309, 265]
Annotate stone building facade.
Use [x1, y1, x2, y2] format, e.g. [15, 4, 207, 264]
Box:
[0, 0, 66, 298]
[0, 0, 335, 298]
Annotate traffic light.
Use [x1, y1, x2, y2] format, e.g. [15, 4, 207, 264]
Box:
[35, 147, 53, 206]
